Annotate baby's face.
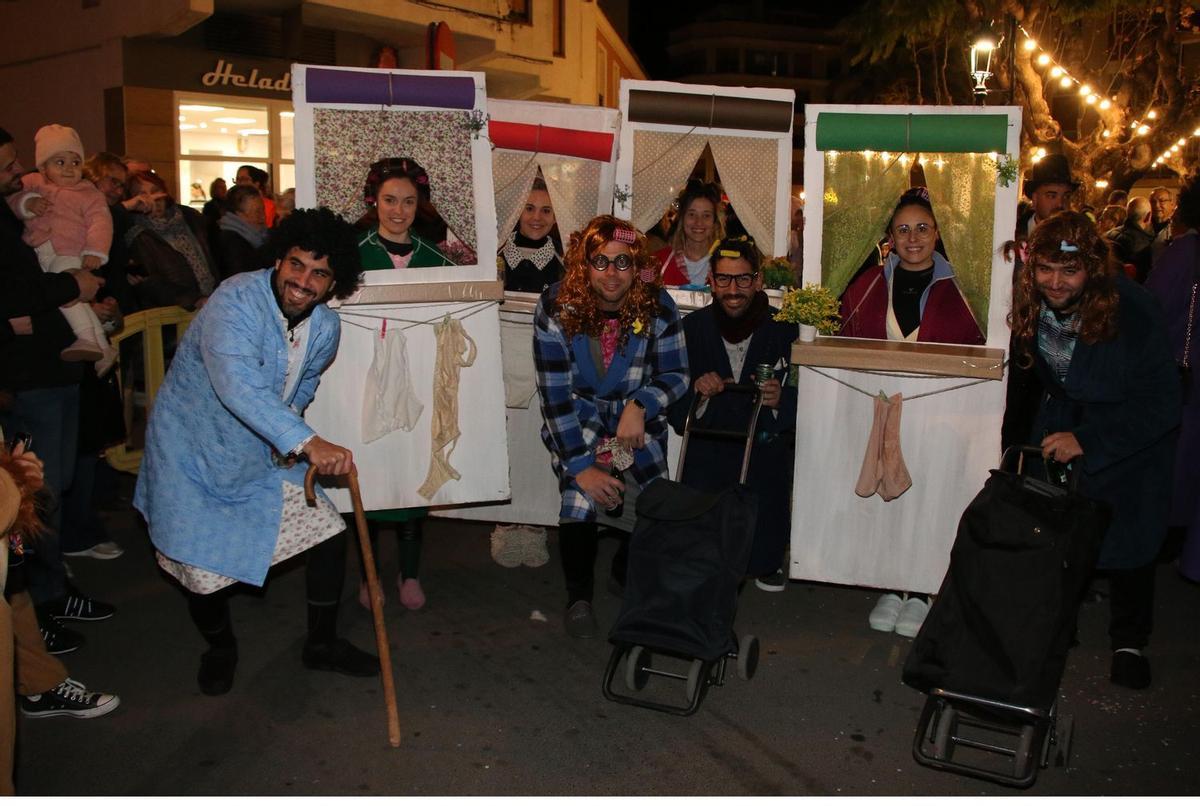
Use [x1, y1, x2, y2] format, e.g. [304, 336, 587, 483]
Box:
[42, 151, 83, 188]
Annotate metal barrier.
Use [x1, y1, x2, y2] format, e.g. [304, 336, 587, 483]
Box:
[105, 306, 197, 473]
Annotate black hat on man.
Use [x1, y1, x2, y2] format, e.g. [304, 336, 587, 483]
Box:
[1024, 153, 1080, 197]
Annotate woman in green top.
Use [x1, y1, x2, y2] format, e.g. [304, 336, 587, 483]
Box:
[358, 157, 455, 271]
[354, 157, 453, 611]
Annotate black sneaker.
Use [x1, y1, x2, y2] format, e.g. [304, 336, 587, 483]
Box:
[755, 569, 788, 593]
[40, 622, 85, 655]
[564, 600, 598, 639]
[44, 591, 116, 622]
[21, 678, 120, 718]
[1111, 649, 1152, 690]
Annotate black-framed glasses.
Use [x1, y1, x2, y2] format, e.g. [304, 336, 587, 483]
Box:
[711, 271, 759, 289]
[589, 253, 635, 272]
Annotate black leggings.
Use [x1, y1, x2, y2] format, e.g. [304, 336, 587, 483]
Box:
[185, 530, 348, 644]
[1108, 562, 1156, 651]
[558, 521, 629, 606]
[357, 518, 423, 582]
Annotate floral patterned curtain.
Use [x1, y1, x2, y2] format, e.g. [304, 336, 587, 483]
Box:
[313, 109, 477, 249]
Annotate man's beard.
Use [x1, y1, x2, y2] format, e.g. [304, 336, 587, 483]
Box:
[272, 271, 320, 326]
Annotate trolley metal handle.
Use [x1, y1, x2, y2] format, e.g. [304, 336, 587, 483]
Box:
[676, 382, 764, 485]
[1000, 444, 1081, 493]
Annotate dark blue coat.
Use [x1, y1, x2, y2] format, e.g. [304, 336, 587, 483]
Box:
[669, 303, 798, 575]
[1030, 275, 1181, 569]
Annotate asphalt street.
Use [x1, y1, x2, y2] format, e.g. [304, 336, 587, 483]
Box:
[14, 492, 1200, 796]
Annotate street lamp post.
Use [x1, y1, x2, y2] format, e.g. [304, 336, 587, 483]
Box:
[970, 27, 999, 105]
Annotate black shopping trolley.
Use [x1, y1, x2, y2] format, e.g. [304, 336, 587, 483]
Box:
[902, 446, 1111, 787]
[601, 383, 764, 716]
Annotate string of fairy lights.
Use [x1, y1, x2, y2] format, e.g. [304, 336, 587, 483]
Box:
[1018, 24, 1199, 176]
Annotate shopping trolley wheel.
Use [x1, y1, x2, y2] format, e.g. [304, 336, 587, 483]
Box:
[1053, 714, 1074, 768]
[624, 645, 651, 691]
[931, 703, 957, 761]
[685, 659, 704, 702]
[736, 635, 760, 681]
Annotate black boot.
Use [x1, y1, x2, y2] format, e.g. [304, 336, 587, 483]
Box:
[188, 592, 238, 696]
[301, 602, 380, 677]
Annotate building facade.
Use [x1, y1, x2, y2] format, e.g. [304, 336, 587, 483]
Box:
[662, 6, 850, 185]
[1, 0, 642, 208]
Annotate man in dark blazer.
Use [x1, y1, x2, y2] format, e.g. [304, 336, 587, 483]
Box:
[669, 236, 798, 592]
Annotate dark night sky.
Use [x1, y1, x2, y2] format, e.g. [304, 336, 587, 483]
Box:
[628, 1, 866, 78]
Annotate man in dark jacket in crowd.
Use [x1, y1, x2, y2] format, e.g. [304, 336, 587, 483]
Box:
[1105, 196, 1155, 283]
[0, 127, 116, 653]
[669, 236, 798, 592]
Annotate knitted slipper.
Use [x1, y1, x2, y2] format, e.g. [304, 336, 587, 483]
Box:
[399, 577, 426, 610]
[490, 525, 525, 568]
[358, 580, 384, 611]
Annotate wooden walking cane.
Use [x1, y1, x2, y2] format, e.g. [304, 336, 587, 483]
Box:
[304, 464, 402, 747]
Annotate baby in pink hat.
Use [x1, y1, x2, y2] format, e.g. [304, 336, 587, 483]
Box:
[7, 124, 116, 373]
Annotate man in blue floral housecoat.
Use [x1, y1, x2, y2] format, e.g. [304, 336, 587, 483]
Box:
[135, 207, 380, 696]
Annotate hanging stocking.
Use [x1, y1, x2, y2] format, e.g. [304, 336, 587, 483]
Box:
[417, 315, 478, 499]
[855, 395, 887, 497]
[878, 393, 912, 501]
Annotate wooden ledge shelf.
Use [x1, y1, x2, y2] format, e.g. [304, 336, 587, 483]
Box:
[335, 280, 506, 307]
[791, 336, 1005, 380]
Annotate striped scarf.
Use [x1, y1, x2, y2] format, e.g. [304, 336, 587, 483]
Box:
[1036, 306, 1080, 382]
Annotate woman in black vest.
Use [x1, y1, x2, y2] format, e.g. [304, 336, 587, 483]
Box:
[499, 177, 563, 293]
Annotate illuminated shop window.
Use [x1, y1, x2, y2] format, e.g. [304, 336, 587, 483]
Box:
[176, 94, 294, 210]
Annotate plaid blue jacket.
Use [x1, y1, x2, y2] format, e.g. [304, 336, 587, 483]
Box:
[533, 283, 689, 522]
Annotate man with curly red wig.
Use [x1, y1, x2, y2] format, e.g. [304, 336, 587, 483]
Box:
[1008, 210, 1179, 690]
[533, 215, 689, 638]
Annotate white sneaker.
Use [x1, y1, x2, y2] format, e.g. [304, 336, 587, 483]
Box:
[894, 596, 931, 638]
[869, 592, 904, 632]
[62, 541, 124, 560]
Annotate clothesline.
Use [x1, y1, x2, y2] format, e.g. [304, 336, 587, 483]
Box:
[337, 300, 498, 333]
[802, 364, 998, 402]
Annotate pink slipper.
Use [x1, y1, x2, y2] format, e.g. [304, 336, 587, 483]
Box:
[399, 577, 426, 611]
[358, 580, 384, 611]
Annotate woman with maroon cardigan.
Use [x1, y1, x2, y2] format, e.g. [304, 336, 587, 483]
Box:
[839, 187, 984, 346]
[840, 186, 983, 638]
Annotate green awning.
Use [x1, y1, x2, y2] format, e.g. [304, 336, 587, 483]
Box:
[815, 112, 1009, 153]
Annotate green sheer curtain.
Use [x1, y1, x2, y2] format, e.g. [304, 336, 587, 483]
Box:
[820, 151, 909, 297]
[821, 151, 997, 328]
[921, 152, 997, 328]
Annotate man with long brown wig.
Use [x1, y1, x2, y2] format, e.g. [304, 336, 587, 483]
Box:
[533, 215, 689, 638]
[1008, 210, 1179, 690]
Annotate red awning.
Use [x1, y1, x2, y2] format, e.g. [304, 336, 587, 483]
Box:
[487, 120, 614, 162]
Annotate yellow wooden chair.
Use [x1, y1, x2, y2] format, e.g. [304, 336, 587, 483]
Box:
[105, 306, 197, 473]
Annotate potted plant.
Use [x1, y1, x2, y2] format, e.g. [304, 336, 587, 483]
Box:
[760, 256, 799, 290]
[774, 283, 840, 342]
